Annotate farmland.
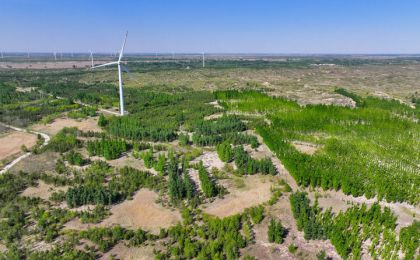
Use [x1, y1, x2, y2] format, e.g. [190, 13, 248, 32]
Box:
[0, 56, 419, 259]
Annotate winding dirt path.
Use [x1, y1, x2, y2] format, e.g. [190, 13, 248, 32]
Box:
[0, 122, 50, 174]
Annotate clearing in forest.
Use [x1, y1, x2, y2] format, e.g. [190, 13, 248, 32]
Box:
[203, 175, 274, 217]
[21, 181, 68, 201]
[32, 117, 101, 136]
[65, 189, 181, 233]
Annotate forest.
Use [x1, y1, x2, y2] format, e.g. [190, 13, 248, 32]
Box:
[215, 90, 420, 204]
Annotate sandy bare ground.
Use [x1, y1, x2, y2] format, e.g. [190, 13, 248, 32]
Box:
[0, 243, 6, 253]
[106, 154, 158, 175]
[65, 189, 181, 233]
[204, 112, 224, 120]
[101, 243, 155, 260]
[203, 175, 274, 217]
[21, 181, 68, 201]
[0, 131, 37, 161]
[0, 61, 96, 69]
[8, 151, 58, 174]
[291, 141, 320, 155]
[32, 117, 101, 136]
[192, 150, 225, 170]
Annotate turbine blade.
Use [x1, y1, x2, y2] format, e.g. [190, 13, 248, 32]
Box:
[118, 31, 128, 62]
[91, 61, 119, 69]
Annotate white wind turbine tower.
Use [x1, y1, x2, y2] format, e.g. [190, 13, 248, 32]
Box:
[89, 50, 94, 67]
[202, 52, 205, 68]
[53, 51, 57, 61]
[91, 32, 128, 116]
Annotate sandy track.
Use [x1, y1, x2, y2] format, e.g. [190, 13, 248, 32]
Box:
[0, 122, 50, 174]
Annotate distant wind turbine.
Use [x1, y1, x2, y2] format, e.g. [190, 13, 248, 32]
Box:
[91, 32, 129, 116]
[202, 52, 205, 68]
[89, 50, 94, 67]
[53, 51, 57, 61]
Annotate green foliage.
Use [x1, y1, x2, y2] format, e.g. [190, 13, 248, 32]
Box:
[288, 244, 298, 254]
[79, 205, 109, 223]
[66, 185, 121, 208]
[98, 114, 108, 127]
[246, 205, 265, 224]
[216, 141, 233, 162]
[77, 226, 156, 252]
[398, 221, 419, 260]
[216, 90, 420, 204]
[233, 145, 277, 175]
[288, 192, 410, 259]
[168, 156, 198, 203]
[289, 192, 326, 240]
[268, 218, 286, 244]
[65, 151, 86, 166]
[1, 97, 79, 127]
[335, 88, 365, 107]
[86, 138, 128, 160]
[33, 208, 76, 242]
[178, 133, 190, 146]
[197, 162, 219, 198]
[47, 127, 79, 153]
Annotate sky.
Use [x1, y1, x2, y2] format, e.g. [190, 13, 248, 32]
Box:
[1, 0, 420, 54]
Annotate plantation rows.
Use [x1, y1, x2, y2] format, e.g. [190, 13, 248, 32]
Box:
[290, 192, 419, 259]
[216, 90, 420, 204]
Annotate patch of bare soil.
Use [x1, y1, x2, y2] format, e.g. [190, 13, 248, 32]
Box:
[203, 175, 274, 217]
[65, 189, 181, 233]
[106, 154, 158, 175]
[192, 150, 225, 170]
[291, 141, 320, 155]
[0, 243, 6, 253]
[21, 181, 68, 201]
[242, 196, 341, 260]
[0, 61, 98, 69]
[0, 131, 37, 161]
[204, 112, 224, 120]
[101, 243, 155, 260]
[8, 151, 59, 174]
[32, 117, 101, 136]
[207, 100, 223, 109]
[282, 86, 356, 108]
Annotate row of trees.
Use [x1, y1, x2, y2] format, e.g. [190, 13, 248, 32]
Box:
[86, 138, 128, 160]
[168, 156, 198, 204]
[234, 146, 277, 175]
[197, 163, 220, 198]
[66, 185, 120, 207]
[267, 218, 286, 244]
[289, 192, 327, 240]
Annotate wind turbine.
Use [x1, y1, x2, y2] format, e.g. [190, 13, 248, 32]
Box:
[53, 51, 57, 61]
[89, 50, 94, 67]
[91, 32, 128, 116]
[202, 52, 205, 68]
